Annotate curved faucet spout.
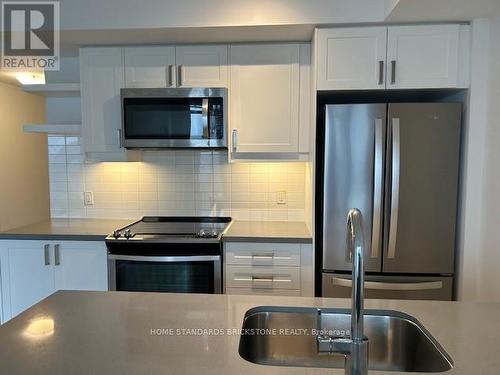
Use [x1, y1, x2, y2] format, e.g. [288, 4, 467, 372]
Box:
[346, 208, 368, 375]
[317, 208, 368, 374]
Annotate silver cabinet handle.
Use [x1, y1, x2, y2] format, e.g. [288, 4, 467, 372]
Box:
[177, 65, 183, 87]
[252, 254, 274, 260]
[118, 129, 123, 148]
[371, 119, 383, 259]
[168, 65, 174, 87]
[44, 244, 50, 265]
[252, 275, 275, 289]
[331, 277, 443, 291]
[387, 118, 400, 259]
[232, 129, 238, 152]
[54, 244, 60, 266]
[252, 276, 274, 282]
[390, 60, 396, 84]
[378, 61, 384, 85]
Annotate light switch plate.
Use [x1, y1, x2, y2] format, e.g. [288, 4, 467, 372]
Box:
[277, 190, 287, 205]
[83, 191, 94, 206]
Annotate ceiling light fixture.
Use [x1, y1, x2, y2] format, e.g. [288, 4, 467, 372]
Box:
[15, 71, 45, 85]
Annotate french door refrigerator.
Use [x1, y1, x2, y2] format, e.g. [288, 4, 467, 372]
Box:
[318, 103, 461, 300]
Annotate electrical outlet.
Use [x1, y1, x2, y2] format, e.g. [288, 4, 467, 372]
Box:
[277, 190, 287, 205]
[83, 191, 94, 206]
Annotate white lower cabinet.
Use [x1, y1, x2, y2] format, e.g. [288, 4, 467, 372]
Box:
[0, 240, 108, 323]
[53, 242, 108, 292]
[223, 241, 313, 297]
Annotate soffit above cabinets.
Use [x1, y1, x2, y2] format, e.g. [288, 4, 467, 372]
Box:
[385, 0, 499, 22]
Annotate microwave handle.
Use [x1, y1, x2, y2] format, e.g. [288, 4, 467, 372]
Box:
[201, 99, 209, 139]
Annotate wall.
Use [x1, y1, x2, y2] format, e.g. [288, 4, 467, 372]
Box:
[457, 16, 500, 302]
[60, 0, 385, 31]
[48, 136, 307, 221]
[477, 15, 500, 302]
[0, 82, 49, 231]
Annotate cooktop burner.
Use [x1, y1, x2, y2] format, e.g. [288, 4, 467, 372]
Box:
[106, 216, 232, 242]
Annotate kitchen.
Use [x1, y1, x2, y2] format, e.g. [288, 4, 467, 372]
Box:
[0, 0, 499, 374]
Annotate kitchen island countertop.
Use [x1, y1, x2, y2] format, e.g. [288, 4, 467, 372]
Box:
[0, 290, 498, 375]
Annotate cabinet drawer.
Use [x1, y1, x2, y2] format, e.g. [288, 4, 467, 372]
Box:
[225, 242, 300, 266]
[225, 287, 301, 297]
[225, 265, 300, 290]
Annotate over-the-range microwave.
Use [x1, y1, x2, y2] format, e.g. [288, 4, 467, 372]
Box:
[120, 87, 227, 149]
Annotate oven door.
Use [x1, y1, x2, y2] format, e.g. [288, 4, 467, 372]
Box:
[108, 255, 222, 294]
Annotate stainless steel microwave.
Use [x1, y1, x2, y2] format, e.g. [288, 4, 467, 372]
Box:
[120, 88, 227, 149]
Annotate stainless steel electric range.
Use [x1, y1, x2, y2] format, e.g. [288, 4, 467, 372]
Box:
[105, 216, 232, 294]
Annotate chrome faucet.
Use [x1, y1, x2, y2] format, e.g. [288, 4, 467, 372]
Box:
[317, 208, 369, 375]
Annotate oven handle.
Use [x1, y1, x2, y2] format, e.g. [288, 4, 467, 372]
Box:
[108, 255, 221, 262]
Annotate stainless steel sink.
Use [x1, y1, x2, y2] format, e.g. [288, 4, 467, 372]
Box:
[239, 306, 453, 373]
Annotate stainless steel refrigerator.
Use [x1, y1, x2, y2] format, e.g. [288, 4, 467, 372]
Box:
[318, 103, 461, 300]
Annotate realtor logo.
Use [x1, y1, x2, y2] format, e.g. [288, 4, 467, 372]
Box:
[1, 1, 60, 70]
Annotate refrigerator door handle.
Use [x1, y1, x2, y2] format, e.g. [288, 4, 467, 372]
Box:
[371, 118, 383, 259]
[387, 118, 400, 259]
[331, 277, 443, 291]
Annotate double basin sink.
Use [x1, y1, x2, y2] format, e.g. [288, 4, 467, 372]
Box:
[239, 306, 453, 373]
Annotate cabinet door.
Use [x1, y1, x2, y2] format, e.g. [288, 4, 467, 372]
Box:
[316, 27, 387, 90]
[54, 242, 108, 291]
[124, 46, 176, 88]
[175, 45, 228, 87]
[387, 25, 460, 89]
[0, 242, 55, 320]
[80, 47, 125, 155]
[230, 44, 300, 153]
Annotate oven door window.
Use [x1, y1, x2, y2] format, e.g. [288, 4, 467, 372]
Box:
[115, 260, 215, 293]
[123, 97, 223, 140]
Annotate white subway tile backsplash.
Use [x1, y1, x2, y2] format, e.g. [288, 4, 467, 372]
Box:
[48, 145, 66, 155]
[48, 136, 307, 221]
[49, 154, 66, 163]
[66, 145, 81, 155]
[47, 136, 65, 145]
[65, 137, 80, 146]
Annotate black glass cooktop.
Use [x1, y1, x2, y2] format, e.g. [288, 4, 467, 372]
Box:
[106, 216, 232, 242]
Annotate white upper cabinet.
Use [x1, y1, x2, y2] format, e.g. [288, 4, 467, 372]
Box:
[80, 47, 125, 159]
[123, 45, 228, 88]
[175, 45, 228, 87]
[316, 27, 387, 90]
[124, 46, 176, 88]
[230, 43, 300, 154]
[316, 24, 469, 90]
[386, 25, 460, 89]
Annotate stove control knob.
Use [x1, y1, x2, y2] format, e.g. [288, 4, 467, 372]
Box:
[211, 231, 219, 238]
[112, 229, 121, 238]
[124, 229, 132, 239]
[198, 229, 207, 238]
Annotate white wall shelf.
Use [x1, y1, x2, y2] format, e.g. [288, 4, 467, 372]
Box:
[22, 83, 81, 97]
[23, 123, 81, 135]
